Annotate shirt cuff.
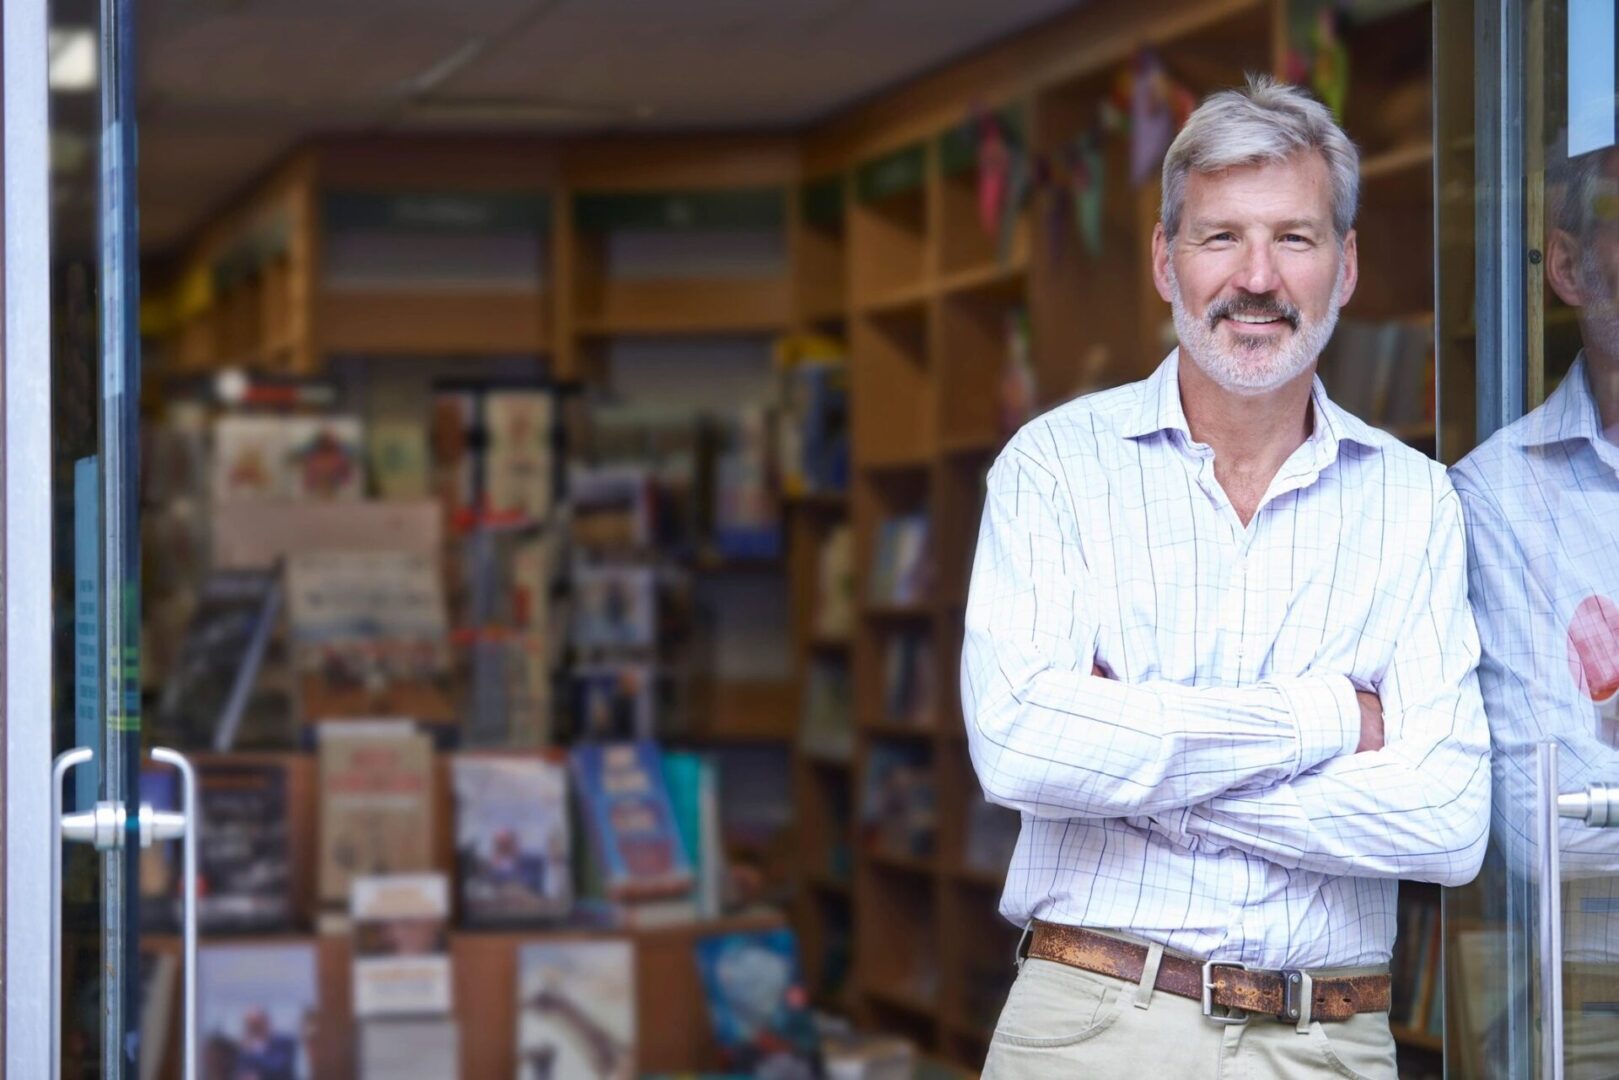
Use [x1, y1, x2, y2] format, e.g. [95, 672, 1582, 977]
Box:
[1277, 673, 1362, 775]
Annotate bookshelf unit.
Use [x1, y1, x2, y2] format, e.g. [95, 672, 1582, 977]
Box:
[147, 0, 1443, 1073]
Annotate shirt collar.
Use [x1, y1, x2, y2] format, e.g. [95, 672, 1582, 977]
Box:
[1121, 348, 1384, 467]
[1506, 352, 1606, 449]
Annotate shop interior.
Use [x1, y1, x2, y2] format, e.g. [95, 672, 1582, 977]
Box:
[55, 0, 1451, 1076]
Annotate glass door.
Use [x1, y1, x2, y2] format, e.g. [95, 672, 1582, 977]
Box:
[1440, 1, 1619, 1076]
[36, 0, 191, 1077]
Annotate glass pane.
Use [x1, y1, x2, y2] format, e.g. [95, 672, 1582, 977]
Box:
[1443, 1, 1619, 1077]
[51, 0, 143, 1074]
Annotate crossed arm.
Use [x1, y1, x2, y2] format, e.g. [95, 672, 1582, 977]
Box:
[960, 441, 1492, 887]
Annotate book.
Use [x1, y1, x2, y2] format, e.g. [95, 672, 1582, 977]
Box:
[284, 550, 455, 725]
[214, 414, 365, 502]
[516, 939, 636, 1080]
[867, 514, 930, 606]
[138, 949, 180, 1080]
[813, 525, 855, 640]
[799, 660, 853, 762]
[881, 632, 936, 728]
[199, 942, 317, 1080]
[317, 721, 435, 906]
[368, 420, 431, 501]
[485, 391, 556, 521]
[692, 927, 820, 1078]
[821, 1032, 915, 1080]
[860, 743, 935, 858]
[284, 416, 366, 501]
[776, 336, 850, 497]
[570, 664, 657, 742]
[451, 756, 572, 925]
[569, 465, 655, 551]
[569, 740, 693, 902]
[660, 750, 726, 919]
[211, 499, 441, 571]
[359, 1017, 461, 1080]
[196, 760, 295, 932]
[712, 405, 781, 560]
[151, 567, 287, 751]
[351, 872, 453, 1018]
[571, 564, 657, 652]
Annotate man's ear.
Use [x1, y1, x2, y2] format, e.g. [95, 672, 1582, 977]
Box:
[1336, 228, 1359, 308]
[1546, 229, 1587, 307]
[1151, 222, 1174, 304]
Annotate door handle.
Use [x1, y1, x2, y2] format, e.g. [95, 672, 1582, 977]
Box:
[1558, 783, 1619, 827]
[50, 746, 198, 1080]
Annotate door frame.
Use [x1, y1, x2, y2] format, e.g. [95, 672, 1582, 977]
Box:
[2, 0, 57, 1074]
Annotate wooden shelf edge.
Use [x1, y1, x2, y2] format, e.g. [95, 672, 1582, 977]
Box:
[936, 260, 1028, 301]
[1360, 140, 1434, 183]
[857, 281, 932, 318]
[863, 849, 939, 877]
[1390, 1024, 1443, 1053]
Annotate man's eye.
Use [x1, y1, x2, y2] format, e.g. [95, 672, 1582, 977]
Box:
[1281, 234, 1311, 245]
[1206, 232, 1236, 244]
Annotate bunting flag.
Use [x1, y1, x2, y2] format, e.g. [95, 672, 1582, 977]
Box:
[1130, 50, 1177, 187]
[977, 110, 1011, 236]
[1072, 134, 1105, 259]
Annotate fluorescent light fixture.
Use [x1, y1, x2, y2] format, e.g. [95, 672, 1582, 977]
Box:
[48, 28, 97, 92]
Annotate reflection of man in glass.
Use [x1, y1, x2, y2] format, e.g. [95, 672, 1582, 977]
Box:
[1451, 131, 1619, 1079]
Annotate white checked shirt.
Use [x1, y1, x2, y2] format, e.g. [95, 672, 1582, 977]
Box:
[961, 350, 1491, 970]
[1452, 355, 1619, 961]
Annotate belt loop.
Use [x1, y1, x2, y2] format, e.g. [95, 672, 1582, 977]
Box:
[1294, 971, 1314, 1033]
[1134, 942, 1164, 1010]
[1014, 921, 1034, 971]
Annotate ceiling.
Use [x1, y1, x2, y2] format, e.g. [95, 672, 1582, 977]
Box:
[80, 0, 1085, 255]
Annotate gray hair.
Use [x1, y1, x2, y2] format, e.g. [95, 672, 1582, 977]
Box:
[1160, 75, 1360, 243]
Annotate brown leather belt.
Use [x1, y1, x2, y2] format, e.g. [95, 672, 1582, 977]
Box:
[1027, 921, 1391, 1024]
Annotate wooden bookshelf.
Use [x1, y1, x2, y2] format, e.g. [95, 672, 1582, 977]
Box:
[148, 0, 1443, 1072]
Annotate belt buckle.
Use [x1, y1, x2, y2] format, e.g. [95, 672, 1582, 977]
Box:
[1201, 960, 1250, 1026]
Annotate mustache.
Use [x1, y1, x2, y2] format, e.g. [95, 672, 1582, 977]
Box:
[1206, 294, 1300, 331]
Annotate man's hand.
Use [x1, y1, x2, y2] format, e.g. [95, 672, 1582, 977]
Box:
[1356, 689, 1384, 753]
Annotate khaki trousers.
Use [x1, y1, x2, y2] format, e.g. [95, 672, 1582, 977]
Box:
[982, 952, 1398, 1079]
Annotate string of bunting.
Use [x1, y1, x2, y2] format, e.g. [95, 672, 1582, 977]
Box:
[961, 18, 1350, 265]
[962, 49, 1196, 265]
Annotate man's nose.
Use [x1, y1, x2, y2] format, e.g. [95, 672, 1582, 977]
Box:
[1238, 243, 1280, 294]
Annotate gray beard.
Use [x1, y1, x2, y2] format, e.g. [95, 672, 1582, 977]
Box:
[1168, 264, 1344, 396]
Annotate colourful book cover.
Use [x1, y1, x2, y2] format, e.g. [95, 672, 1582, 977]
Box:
[692, 928, 820, 1079]
[569, 740, 692, 902]
[516, 939, 635, 1080]
[452, 755, 572, 925]
[199, 942, 318, 1080]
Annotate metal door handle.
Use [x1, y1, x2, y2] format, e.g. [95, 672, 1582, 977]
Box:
[1558, 783, 1619, 827]
[150, 748, 197, 1080]
[50, 747, 93, 1080]
[50, 746, 197, 1080]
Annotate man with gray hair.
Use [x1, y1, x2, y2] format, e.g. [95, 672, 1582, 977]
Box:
[960, 76, 1489, 1077]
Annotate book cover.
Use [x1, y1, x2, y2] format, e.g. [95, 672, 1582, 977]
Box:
[570, 664, 657, 742]
[569, 740, 693, 902]
[214, 416, 292, 501]
[351, 872, 453, 1018]
[199, 942, 317, 1080]
[152, 568, 288, 751]
[571, 564, 657, 652]
[317, 722, 435, 906]
[451, 756, 572, 925]
[368, 420, 431, 501]
[881, 632, 936, 728]
[660, 751, 725, 919]
[359, 1016, 461, 1080]
[284, 416, 365, 501]
[197, 761, 294, 932]
[139, 767, 181, 932]
[516, 939, 635, 1080]
[285, 550, 455, 724]
[569, 465, 655, 551]
[799, 660, 853, 762]
[485, 391, 555, 521]
[429, 390, 479, 518]
[813, 525, 855, 639]
[692, 927, 820, 1079]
